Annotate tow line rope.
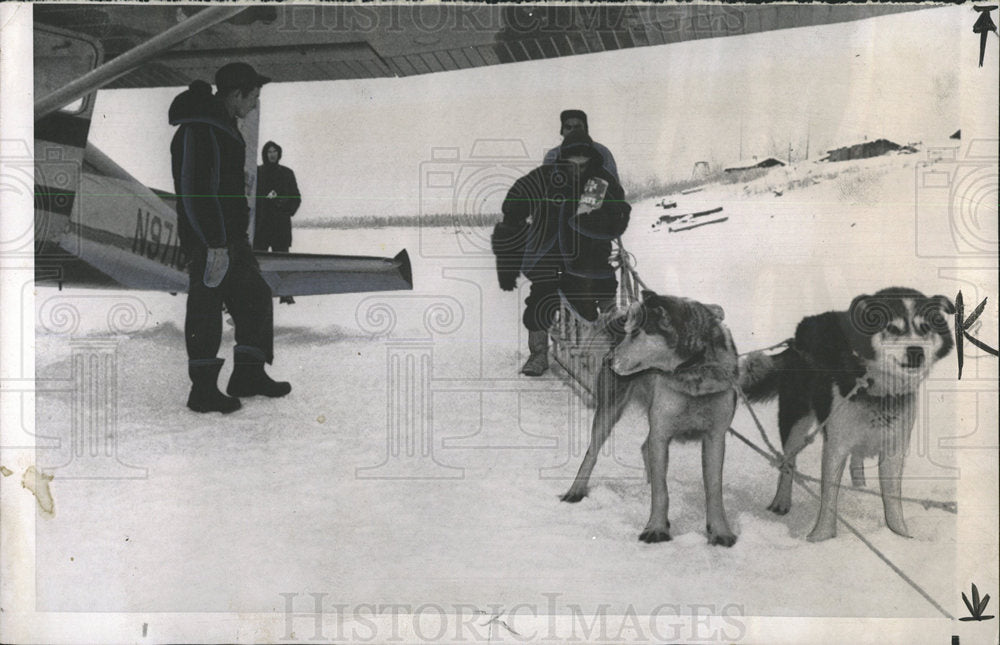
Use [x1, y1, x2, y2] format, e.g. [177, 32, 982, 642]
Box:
[610, 237, 650, 310]
[730, 383, 957, 515]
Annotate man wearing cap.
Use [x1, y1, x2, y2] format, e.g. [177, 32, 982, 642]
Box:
[494, 130, 631, 376]
[169, 62, 291, 413]
[542, 110, 619, 181]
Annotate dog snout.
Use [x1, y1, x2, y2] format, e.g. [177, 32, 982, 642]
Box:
[905, 345, 925, 368]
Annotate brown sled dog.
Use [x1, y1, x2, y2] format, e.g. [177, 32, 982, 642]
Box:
[560, 291, 740, 546]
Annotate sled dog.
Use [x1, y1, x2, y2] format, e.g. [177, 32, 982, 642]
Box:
[740, 287, 954, 541]
[561, 291, 740, 546]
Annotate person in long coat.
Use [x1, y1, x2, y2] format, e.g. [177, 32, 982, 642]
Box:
[254, 140, 301, 303]
[254, 140, 301, 252]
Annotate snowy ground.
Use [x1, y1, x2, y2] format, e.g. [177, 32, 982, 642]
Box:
[30, 155, 997, 625]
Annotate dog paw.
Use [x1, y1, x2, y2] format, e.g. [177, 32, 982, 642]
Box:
[767, 501, 790, 515]
[806, 528, 836, 542]
[708, 533, 737, 547]
[886, 523, 911, 539]
[638, 528, 672, 543]
[560, 490, 587, 503]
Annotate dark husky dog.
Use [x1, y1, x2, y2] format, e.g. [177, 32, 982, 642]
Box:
[560, 291, 740, 546]
[740, 287, 954, 541]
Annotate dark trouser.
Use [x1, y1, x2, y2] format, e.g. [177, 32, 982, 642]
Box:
[562, 272, 618, 323]
[522, 262, 617, 332]
[523, 264, 562, 332]
[252, 215, 291, 253]
[252, 234, 289, 253]
[186, 235, 274, 364]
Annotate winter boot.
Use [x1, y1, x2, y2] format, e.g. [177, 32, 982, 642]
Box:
[187, 358, 242, 414]
[226, 346, 292, 398]
[520, 330, 550, 377]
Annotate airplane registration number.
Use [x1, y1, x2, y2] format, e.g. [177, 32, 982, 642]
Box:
[133, 209, 186, 270]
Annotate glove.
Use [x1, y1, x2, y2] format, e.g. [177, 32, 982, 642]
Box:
[491, 221, 526, 292]
[203, 247, 230, 288]
[572, 204, 630, 239]
[498, 270, 518, 292]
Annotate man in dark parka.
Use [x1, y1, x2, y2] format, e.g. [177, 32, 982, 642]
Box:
[494, 131, 631, 376]
[543, 109, 619, 181]
[169, 63, 291, 413]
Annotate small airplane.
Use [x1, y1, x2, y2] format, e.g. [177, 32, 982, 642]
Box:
[32, 4, 928, 296]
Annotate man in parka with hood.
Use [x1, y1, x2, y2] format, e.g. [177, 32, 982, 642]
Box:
[255, 140, 302, 304]
[169, 62, 291, 413]
[493, 131, 631, 376]
[543, 109, 619, 181]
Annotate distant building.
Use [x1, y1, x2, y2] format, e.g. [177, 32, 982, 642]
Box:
[821, 138, 917, 163]
[723, 157, 785, 173]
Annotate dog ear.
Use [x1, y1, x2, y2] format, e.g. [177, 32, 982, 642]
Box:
[848, 294, 868, 334]
[848, 293, 892, 335]
[930, 295, 956, 359]
[705, 304, 725, 321]
[915, 295, 954, 336]
[654, 305, 673, 332]
[640, 289, 657, 303]
[848, 293, 871, 315]
[931, 294, 955, 315]
[606, 301, 644, 336]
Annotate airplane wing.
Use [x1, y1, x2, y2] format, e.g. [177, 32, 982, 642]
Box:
[34, 4, 929, 88]
[257, 250, 413, 297]
[38, 235, 414, 297]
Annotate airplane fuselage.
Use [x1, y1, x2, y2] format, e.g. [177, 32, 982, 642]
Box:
[36, 138, 189, 292]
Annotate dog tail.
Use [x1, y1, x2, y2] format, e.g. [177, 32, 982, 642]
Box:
[738, 348, 791, 402]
